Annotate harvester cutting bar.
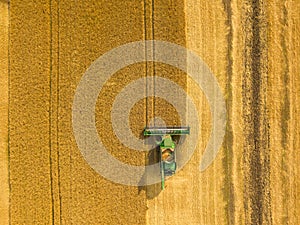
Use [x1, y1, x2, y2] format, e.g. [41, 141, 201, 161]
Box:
[144, 126, 190, 136]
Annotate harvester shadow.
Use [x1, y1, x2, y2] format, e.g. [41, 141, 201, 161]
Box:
[137, 134, 162, 199]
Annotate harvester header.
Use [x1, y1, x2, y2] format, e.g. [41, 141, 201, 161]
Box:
[144, 126, 190, 136]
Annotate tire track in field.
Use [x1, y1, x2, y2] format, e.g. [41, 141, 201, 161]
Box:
[0, 1, 9, 224]
[279, 2, 290, 222]
[242, 0, 272, 224]
[222, 1, 235, 224]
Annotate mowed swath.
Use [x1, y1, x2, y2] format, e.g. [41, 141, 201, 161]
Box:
[0, 0, 299, 224]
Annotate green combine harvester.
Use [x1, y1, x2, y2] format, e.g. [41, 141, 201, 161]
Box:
[144, 126, 190, 190]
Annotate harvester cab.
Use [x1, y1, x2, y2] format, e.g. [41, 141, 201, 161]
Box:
[144, 127, 190, 190]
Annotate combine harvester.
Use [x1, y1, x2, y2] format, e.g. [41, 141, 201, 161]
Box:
[144, 127, 190, 190]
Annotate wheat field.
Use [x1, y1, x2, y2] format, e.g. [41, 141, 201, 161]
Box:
[0, 0, 299, 224]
